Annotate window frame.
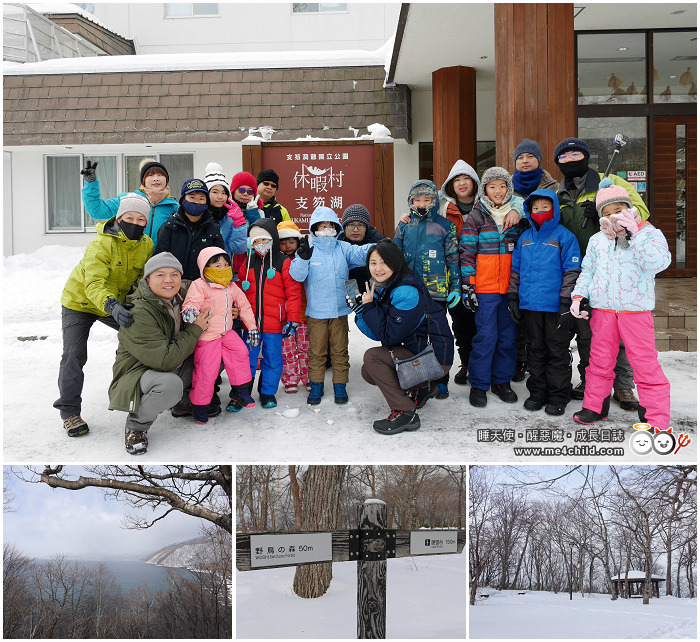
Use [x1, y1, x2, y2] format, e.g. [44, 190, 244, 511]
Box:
[164, 3, 220, 19]
[291, 3, 349, 16]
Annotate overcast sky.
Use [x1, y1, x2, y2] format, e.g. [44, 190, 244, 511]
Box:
[3, 466, 207, 560]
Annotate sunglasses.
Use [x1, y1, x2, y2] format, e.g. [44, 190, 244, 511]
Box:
[237, 187, 255, 195]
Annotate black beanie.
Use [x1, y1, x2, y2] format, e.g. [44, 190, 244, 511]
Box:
[140, 160, 169, 185]
[257, 169, 280, 187]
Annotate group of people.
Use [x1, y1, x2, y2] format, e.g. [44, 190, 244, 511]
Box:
[54, 134, 672, 453]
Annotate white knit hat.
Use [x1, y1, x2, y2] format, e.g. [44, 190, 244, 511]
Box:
[117, 192, 151, 221]
[203, 162, 230, 195]
[250, 226, 273, 243]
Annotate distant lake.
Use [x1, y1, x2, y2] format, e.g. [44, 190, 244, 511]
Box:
[37, 559, 192, 594]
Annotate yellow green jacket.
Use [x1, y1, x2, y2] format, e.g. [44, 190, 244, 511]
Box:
[60, 218, 154, 316]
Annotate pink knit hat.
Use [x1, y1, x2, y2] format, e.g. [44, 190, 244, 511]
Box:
[595, 177, 631, 216]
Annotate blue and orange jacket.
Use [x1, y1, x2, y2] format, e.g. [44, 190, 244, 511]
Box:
[459, 200, 529, 294]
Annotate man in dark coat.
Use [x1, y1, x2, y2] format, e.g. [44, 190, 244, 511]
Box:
[337, 204, 387, 293]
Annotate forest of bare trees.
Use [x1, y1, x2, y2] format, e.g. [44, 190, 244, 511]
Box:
[469, 465, 696, 606]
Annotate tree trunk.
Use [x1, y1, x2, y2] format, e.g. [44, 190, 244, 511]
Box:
[288, 465, 303, 531]
[292, 466, 347, 599]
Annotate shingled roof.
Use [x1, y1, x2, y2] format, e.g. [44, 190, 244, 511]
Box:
[3, 66, 411, 146]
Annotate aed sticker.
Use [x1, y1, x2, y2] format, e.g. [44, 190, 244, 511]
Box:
[428, 250, 437, 258]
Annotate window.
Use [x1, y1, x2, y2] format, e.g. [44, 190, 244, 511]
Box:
[46, 153, 194, 232]
[164, 3, 218, 18]
[292, 3, 347, 14]
[652, 31, 697, 104]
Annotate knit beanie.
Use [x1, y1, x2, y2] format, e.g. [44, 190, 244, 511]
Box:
[257, 169, 280, 187]
[277, 220, 303, 240]
[478, 167, 514, 205]
[179, 178, 210, 205]
[554, 138, 591, 164]
[249, 224, 273, 243]
[595, 177, 631, 215]
[203, 162, 230, 195]
[513, 139, 542, 165]
[116, 192, 151, 222]
[143, 252, 183, 279]
[139, 158, 169, 185]
[341, 203, 371, 228]
[230, 172, 258, 196]
[407, 181, 438, 207]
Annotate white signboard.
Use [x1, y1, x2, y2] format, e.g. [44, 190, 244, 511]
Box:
[250, 533, 333, 568]
[409, 531, 458, 555]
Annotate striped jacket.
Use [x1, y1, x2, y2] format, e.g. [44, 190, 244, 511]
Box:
[459, 200, 528, 294]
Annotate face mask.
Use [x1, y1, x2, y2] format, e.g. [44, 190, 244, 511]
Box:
[530, 209, 554, 227]
[203, 266, 233, 287]
[253, 241, 272, 256]
[315, 228, 336, 237]
[118, 220, 146, 240]
[557, 157, 589, 179]
[182, 200, 208, 217]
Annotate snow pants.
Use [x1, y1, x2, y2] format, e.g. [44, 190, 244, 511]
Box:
[281, 320, 310, 387]
[524, 310, 572, 405]
[447, 300, 477, 368]
[191, 331, 252, 405]
[307, 316, 350, 384]
[54, 306, 120, 419]
[246, 331, 283, 395]
[468, 293, 517, 390]
[584, 310, 670, 429]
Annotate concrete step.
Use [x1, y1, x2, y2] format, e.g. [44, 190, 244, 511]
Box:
[655, 328, 696, 352]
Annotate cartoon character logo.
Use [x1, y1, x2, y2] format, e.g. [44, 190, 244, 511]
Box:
[629, 423, 692, 456]
[652, 431, 676, 456]
[630, 431, 653, 456]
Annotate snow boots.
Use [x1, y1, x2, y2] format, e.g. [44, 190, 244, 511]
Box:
[227, 383, 256, 412]
[373, 410, 421, 435]
[333, 383, 348, 404]
[573, 396, 611, 425]
[307, 381, 324, 405]
[63, 414, 89, 437]
[125, 427, 148, 455]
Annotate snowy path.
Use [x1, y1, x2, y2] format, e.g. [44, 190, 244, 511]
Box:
[470, 590, 697, 639]
[3, 246, 697, 462]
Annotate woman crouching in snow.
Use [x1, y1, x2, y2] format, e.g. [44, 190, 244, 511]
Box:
[355, 240, 454, 435]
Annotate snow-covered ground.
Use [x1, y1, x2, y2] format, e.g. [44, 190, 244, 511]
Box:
[236, 553, 466, 639]
[470, 589, 697, 639]
[3, 245, 697, 462]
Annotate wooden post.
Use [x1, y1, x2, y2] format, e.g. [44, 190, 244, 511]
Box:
[357, 499, 387, 639]
[241, 139, 263, 179]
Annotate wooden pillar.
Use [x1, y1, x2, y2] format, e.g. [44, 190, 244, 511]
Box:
[432, 66, 477, 187]
[242, 140, 263, 179]
[357, 500, 387, 639]
[494, 3, 576, 176]
[373, 142, 395, 237]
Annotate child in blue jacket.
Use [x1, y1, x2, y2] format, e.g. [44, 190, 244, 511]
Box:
[394, 180, 461, 400]
[507, 189, 582, 416]
[289, 206, 374, 405]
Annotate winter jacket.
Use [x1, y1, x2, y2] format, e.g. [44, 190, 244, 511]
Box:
[154, 208, 225, 282]
[513, 168, 558, 200]
[508, 189, 582, 313]
[337, 225, 387, 293]
[438, 159, 481, 239]
[238, 217, 302, 333]
[572, 223, 671, 312]
[355, 270, 454, 366]
[183, 246, 257, 342]
[394, 180, 461, 302]
[82, 180, 178, 242]
[289, 207, 374, 319]
[557, 169, 650, 256]
[460, 200, 529, 294]
[108, 279, 202, 413]
[61, 218, 154, 317]
[261, 196, 292, 224]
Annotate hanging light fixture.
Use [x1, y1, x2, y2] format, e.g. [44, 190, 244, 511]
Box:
[608, 72, 623, 88]
[660, 85, 672, 96]
[679, 67, 694, 86]
[613, 87, 627, 96]
[626, 82, 638, 95]
[653, 68, 660, 81]
[640, 85, 647, 95]
[689, 82, 697, 97]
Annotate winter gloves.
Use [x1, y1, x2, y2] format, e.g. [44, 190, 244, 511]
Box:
[182, 305, 199, 324]
[81, 160, 98, 183]
[446, 291, 461, 309]
[282, 321, 298, 338]
[104, 297, 134, 327]
[507, 294, 523, 325]
[296, 237, 314, 261]
[246, 329, 260, 347]
[570, 297, 592, 320]
[612, 207, 640, 238]
[462, 284, 479, 312]
[346, 294, 364, 313]
[582, 199, 599, 222]
[225, 198, 247, 227]
[557, 297, 575, 332]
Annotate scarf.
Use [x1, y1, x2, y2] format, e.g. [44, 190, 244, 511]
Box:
[530, 208, 554, 227]
[479, 198, 514, 230]
[512, 168, 543, 196]
[203, 266, 233, 287]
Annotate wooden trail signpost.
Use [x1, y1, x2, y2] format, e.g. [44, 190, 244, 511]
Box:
[236, 499, 466, 639]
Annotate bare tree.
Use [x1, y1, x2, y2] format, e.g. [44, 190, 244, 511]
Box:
[3, 543, 33, 638]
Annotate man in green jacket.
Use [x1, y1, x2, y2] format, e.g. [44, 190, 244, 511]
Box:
[109, 252, 210, 455]
[555, 137, 649, 411]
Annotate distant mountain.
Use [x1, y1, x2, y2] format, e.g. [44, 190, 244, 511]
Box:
[144, 537, 214, 568]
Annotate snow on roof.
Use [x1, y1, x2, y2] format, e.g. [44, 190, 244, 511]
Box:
[27, 3, 122, 38]
[3, 37, 394, 76]
[611, 571, 665, 581]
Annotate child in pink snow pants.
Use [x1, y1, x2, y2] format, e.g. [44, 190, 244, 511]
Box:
[571, 178, 672, 430]
[183, 247, 260, 424]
